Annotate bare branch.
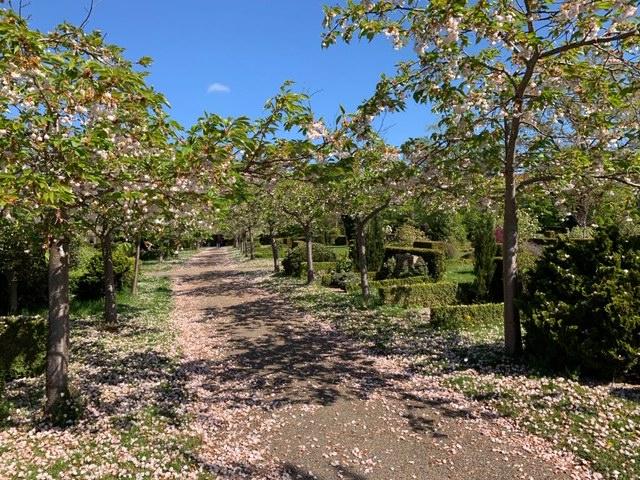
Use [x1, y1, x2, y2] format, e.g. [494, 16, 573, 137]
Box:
[79, 0, 95, 30]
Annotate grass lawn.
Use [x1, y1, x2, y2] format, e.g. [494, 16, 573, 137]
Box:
[267, 273, 640, 480]
[0, 251, 215, 480]
[443, 258, 475, 283]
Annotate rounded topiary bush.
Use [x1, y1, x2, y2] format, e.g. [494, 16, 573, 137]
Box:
[282, 248, 304, 277]
[521, 227, 640, 378]
[73, 244, 134, 300]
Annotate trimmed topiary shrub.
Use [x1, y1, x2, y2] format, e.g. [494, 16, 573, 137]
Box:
[282, 248, 304, 277]
[412, 240, 445, 250]
[382, 247, 446, 281]
[301, 262, 338, 277]
[470, 211, 497, 301]
[282, 243, 337, 277]
[346, 275, 431, 294]
[72, 244, 134, 300]
[304, 243, 338, 262]
[282, 245, 338, 277]
[521, 227, 640, 378]
[430, 303, 503, 330]
[379, 281, 472, 307]
[0, 316, 47, 381]
[366, 216, 385, 272]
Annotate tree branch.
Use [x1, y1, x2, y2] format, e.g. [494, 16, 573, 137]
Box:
[540, 28, 639, 59]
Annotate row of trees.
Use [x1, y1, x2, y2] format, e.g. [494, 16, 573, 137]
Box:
[2, 0, 640, 418]
[0, 12, 308, 416]
[223, 0, 640, 357]
[321, 0, 640, 354]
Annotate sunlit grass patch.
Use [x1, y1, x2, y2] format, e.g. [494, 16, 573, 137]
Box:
[443, 258, 475, 283]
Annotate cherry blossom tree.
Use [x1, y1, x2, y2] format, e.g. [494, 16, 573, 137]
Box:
[0, 11, 178, 413]
[323, 0, 640, 354]
[275, 173, 329, 283]
[77, 86, 177, 327]
[316, 112, 414, 299]
[257, 188, 292, 273]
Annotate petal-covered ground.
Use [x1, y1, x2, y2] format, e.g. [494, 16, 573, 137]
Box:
[171, 248, 595, 479]
[0, 253, 214, 479]
[268, 261, 640, 480]
[2, 248, 625, 479]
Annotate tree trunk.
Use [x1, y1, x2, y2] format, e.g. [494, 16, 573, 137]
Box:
[355, 222, 370, 300]
[305, 229, 314, 284]
[132, 236, 141, 296]
[45, 235, 70, 415]
[503, 153, 522, 355]
[8, 268, 18, 315]
[248, 227, 255, 260]
[102, 230, 118, 327]
[270, 226, 280, 273]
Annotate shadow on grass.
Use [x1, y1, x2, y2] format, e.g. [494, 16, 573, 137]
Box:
[610, 386, 640, 403]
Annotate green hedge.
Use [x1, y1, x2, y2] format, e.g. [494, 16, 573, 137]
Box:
[346, 275, 430, 294]
[282, 245, 338, 277]
[384, 246, 446, 280]
[254, 245, 287, 259]
[430, 303, 503, 330]
[380, 281, 473, 307]
[301, 262, 338, 276]
[320, 272, 333, 287]
[412, 240, 445, 250]
[0, 316, 47, 381]
[334, 236, 348, 246]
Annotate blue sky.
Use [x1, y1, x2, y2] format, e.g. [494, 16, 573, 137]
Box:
[17, 0, 436, 145]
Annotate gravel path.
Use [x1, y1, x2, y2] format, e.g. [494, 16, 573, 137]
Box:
[170, 248, 591, 480]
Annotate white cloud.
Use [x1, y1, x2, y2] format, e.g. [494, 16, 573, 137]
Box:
[207, 82, 231, 94]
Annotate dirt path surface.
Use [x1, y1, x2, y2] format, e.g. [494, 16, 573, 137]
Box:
[171, 248, 589, 480]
